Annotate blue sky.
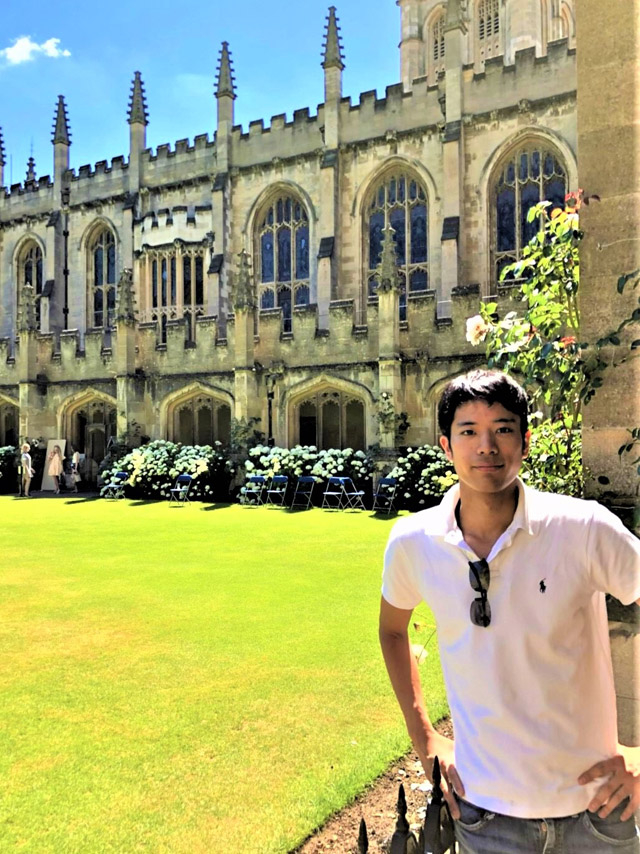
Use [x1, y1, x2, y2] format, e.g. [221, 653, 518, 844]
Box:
[0, 1, 400, 186]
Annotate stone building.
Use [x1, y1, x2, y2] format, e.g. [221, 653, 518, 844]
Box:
[0, 0, 577, 481]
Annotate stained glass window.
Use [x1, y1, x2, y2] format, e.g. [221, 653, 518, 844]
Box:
[492, 146, 566, 282]
[366, 172, 429, 310]
[257, 195, 309, 333]
[90, 229, 116, 328]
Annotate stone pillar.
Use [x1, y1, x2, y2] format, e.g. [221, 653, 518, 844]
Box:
[113, 269, 138, 444]
[577, 0, 640, 506]
[439, 0, 467, 317]
[397, 0, 423, 90]
[17, 286, 39, 441]
[376, 227, 402, 450]
[232, 251, 257, 422]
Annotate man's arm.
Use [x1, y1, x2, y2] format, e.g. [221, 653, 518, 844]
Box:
[379, 595, 463, 818]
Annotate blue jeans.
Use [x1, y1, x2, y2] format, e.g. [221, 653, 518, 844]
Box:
[454, 795, 640, 853]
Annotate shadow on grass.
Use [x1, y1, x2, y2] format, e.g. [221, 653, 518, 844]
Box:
[201, 502, 233, 512]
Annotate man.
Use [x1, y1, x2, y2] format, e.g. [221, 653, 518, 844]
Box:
[379, 370, 640, 853]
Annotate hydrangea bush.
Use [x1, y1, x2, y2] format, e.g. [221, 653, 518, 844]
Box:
[387, 444, 457, 511]
[100, 440, 235, 500]
[241, 444, 376, 503]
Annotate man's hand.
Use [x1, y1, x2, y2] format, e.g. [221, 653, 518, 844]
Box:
[417, 729, 465, 820]
[578, 744, 640, 821]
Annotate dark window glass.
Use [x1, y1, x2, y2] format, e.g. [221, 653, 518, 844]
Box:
[261, 232, 274, 283]
[399, 291, 407, 322]
[217, 405, 231, 445]
[398, 177, 405, 202]
[368, 276, 379, 296]
[496, 186, 516, 252]
[267, 208, 274, 226]
[294, 203, 301, 220]
[107, 287, 115, 326]
[299, 401, 317, 446]
[197, 406, 213, 446]
[543, 154, 554, 177]
[390, 207, 406, 265]
[277, 227, 291, 282]
[410, 204, 427, 263]
[261, 289, 275, 309]
[545, 177, 566, 212]
[161, 258, 167, 305]
[389, 178, 396, 204]
[284, 198, 291, 222]
[195, 256, 204, 305]
[531, 151, 541, 178]
[277, 199, 283, 223]
[295, 284, 310, 306]
[369, 211, 384, 269]
[410, 269, 428, 291]
[277, 286, 292, 332]
[94, 288, 103, 327]
[107, 242, 116, 283]
[36, 258, 43, 292]
[521, 182, 540, 247]
[519, 153, 528, 181]
[409, 180, 417, 200]
[378, 186, 385, 208]
[183, 257, 192, 304]
[171, 257, 176, 303]
[94, 247, 103, 285]
[506, 161, 515, 184]
[152, 260, 158, 307]
[25, 260, 33, 287]
[296, 226, 309, 279]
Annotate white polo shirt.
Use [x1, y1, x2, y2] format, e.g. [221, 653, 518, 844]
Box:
[382, 479, 640, 819]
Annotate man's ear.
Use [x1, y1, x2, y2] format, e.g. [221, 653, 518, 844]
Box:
[439, 435, 453, 461]
[522, 430, 531, 459]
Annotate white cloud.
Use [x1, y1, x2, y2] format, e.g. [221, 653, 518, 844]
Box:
[0, 36, 71, 66]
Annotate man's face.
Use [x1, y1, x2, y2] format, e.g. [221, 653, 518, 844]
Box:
[439, 400, 529, 495]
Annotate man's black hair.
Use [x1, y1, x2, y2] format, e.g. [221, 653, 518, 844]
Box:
[438, 370, 529, 447]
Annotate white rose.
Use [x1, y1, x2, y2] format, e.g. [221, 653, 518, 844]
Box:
[466, 314, 490, 346]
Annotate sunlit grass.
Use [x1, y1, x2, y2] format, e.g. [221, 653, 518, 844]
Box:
[0, 497, 447, 853]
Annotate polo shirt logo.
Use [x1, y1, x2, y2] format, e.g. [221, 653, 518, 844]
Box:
[539, 579, 547, 593]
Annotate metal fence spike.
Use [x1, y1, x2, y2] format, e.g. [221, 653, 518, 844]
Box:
[357, 817, 369, 853]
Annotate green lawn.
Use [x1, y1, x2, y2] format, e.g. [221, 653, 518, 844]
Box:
[0, 497, 447, 853]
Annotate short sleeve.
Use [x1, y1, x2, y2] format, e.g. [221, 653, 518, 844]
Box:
[381, 526, 423, 610]
[586, 503, 640, 605]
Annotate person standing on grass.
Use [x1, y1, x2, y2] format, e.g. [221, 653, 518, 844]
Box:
[47, 444, 64, 494]
[379, 369, 640, 853]
[20, 443, 35, 497]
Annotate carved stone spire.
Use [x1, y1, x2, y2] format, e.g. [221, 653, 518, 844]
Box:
[215, 42, 236, 100]
[128, 71, 149, 126]
[0, 128, 5, 167]
[25, 156, 36, 184]
[376, 225, 401, 292]
[52, 95, 71, 145]
[322, 6, 345, 70]
[115, 268, 137, 324]
[233, 250, 255, 310]
[18, 283, 36, 332]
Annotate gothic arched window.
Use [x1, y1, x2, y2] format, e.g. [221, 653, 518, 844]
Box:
[89, 228, 116, 329]
[257, 196, 310, 333]
[17, 242, 44, 329]
[429, 12, 446, 79]
[172, 395, 231, 446]
[296, 391, 366, 451]
[492, 145, 567, 282]
[366, 172, 429, 318]
[476, 0, 501, 64]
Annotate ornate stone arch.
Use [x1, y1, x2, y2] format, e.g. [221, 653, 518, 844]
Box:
[13, 234, 46, 330]
[78, 216, 120, 252]
[81, 218, 119, 330]
[159, 381, 234, 445]
[477, 128, 577, 293]
[58, 388, 118, 476]
[284, 373, 374, 449]
[58, 388, 118, 437]
[12, 232, 47, 265]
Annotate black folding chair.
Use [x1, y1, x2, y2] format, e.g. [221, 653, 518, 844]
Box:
[372, 477, 397, 514]
[104, 471, 128, 499]
[242, 475, 266, 505]
[290, 476, 315, 510]
[342, 476, 366, 510]
[170, 473, 192, 504]
[322, 476, 347, 510]
[266, 475, 288, 506]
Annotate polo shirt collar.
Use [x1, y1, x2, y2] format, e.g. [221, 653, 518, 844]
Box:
[433, 477, 536, 547]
